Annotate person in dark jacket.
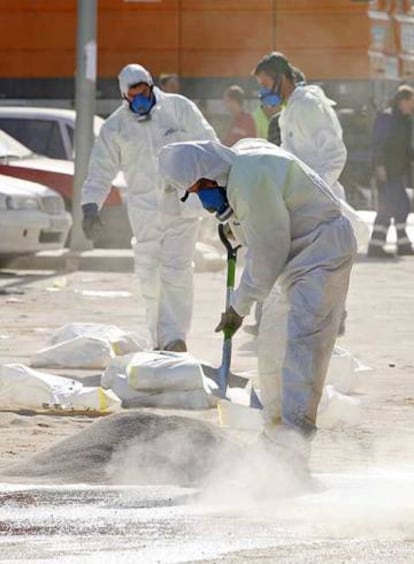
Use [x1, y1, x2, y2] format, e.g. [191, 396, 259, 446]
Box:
[368, 85, 414, 257]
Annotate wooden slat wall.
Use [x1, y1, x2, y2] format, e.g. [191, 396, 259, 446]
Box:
[0, 0, 369, 80]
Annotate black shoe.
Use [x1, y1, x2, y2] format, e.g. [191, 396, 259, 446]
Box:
[367, 246, 395, 258]
[397, 244, 414, 256]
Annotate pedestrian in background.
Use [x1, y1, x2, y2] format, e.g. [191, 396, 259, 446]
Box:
[222, 85, 256, 146]
[368, 85, 414, 257]
[81, 64, 218, 352]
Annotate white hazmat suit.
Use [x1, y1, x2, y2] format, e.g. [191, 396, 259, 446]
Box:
[279, 85, 369, 250]
[82, 64, 218, 349]
[279, 85, 347, 200]
[159, 139, 357, 439]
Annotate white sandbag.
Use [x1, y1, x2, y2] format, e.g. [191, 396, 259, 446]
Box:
[102, 352, 216, 409]
[317, 384, 363, 428]
[326, 345, 370, 394]
[123, 388, 214, 410]
[31, 336, 114, 369]
[103, 365, 215, 410]
[70, 386, 121, 412]
[105, 351, 207, 392]
[49, 322, 144, 355]
[0, 364, 120, 413]
[217, 399, 263, 432]
[0, 364, 82, 409]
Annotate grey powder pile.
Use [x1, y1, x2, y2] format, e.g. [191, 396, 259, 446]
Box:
[0, 412, 238, 486]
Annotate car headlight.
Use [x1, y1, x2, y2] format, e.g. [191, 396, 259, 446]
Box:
[41, 195, 65, 215]
[5, 195, 41, 210]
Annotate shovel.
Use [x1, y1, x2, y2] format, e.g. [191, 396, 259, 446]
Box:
[214, 223, 262, 410]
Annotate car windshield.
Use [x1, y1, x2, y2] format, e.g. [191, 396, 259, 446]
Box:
[0, 129, 33, 159]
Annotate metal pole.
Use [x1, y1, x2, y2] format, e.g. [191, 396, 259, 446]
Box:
[69, 0, 97, 253]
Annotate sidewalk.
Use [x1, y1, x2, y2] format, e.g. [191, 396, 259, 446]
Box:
[5, 249, 135, 273]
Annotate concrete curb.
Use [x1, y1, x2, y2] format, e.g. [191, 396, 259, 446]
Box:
[3, 249, 135, 273]
[2, 245, 227, 274]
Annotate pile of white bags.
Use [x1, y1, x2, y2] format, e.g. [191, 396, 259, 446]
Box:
[31, 323, 145, 369]
[0, 364, 121, 413]
[102, 351, 217, 410]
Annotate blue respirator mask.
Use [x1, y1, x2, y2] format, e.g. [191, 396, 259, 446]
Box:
[181, 186, 233, 222]
[259, 78, 283, 107]
[129, 88, 156, 116]
[259, 88, 282, 107]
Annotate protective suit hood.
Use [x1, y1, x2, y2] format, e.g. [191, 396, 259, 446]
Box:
[158, 141, 237, 191]
[118, 64, 153, 97]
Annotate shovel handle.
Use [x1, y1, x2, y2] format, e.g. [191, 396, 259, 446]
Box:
[218, 223, 241, 263]
[218, 224, 241, 296]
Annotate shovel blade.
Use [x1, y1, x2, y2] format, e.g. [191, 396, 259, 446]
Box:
[215, 338, 232, 397]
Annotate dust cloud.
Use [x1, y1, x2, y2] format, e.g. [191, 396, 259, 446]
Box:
[111, 425, 414, 544]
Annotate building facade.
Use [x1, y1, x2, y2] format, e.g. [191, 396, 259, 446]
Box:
[0, 0, 369, 109]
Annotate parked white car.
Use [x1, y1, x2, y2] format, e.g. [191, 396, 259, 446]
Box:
[0, 173, 72, 257]
[0, 107, 104, 160]
[0, 128, 131, 248]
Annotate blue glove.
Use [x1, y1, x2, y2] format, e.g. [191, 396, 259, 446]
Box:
[82, 203, 103, 241]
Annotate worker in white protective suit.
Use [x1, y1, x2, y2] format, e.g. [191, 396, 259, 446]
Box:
[81, 64, 218, 352]
[254, 53, 369, 243]
[254, 52, 368, 339]
[254, 52, 347, 200]
[158, 138, 357, 468]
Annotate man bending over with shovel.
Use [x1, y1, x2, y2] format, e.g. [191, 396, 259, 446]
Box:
[158, 138, 357, 474]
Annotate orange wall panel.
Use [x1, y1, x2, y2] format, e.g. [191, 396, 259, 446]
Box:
[181, 50, 268, 77]
[100, 0, 178, 11]
[276, 13, 369, 50]
[98, 13, 179, 50]
[0, 13, 76, 50]
[285, 49, 369, 80]
[0, 0, 370, 80]
[181, 12, 273, 51]
[274, 0, 368, 12]
[181, 0, 272, 11]
[99, 51, 179, 77]
[0, 51, 75, 78]
[0, 0, 75, 12]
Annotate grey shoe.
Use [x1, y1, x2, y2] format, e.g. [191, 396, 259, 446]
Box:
[397, 244, 414, 256]
[367, 245, 395, 258]
[163, 339, 187, 353]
